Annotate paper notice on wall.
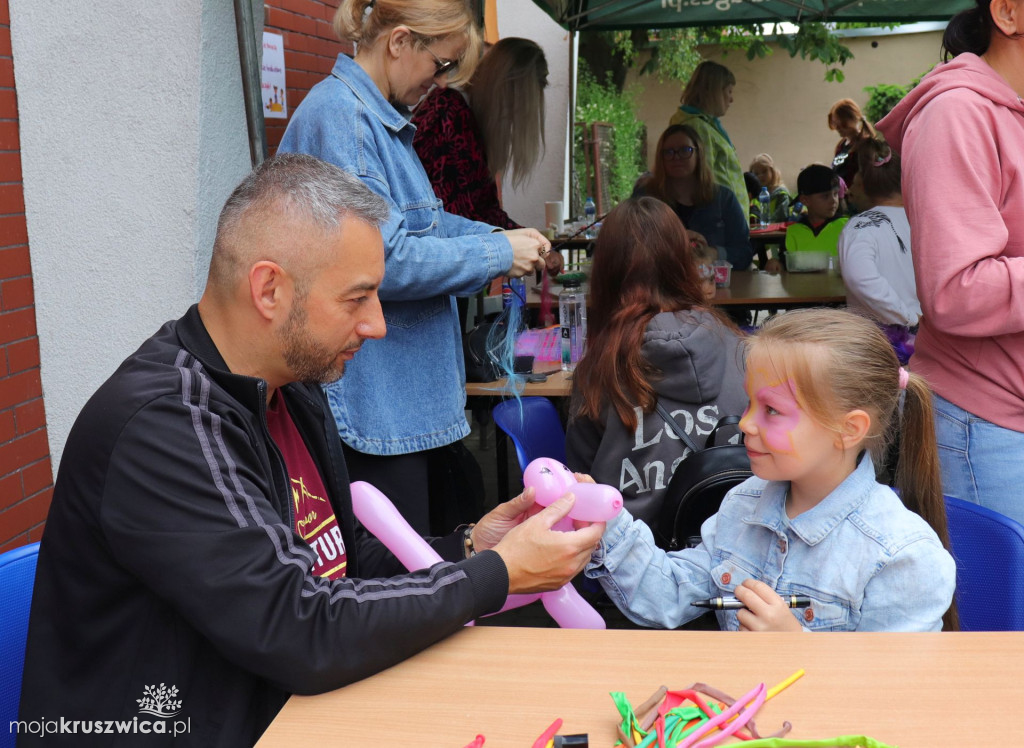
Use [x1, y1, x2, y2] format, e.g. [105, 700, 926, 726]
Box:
[262, 32, 287, 119]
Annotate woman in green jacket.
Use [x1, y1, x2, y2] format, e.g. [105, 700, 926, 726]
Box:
[669, 61, 746, 211]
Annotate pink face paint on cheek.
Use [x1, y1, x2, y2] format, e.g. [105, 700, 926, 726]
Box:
[754, 382, 802, 454]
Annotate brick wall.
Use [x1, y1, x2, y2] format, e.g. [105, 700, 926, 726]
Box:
[264, 0, 349, 154]
[0, 0, 53, 554]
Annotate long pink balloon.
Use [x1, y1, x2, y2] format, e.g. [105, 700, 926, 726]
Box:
[349, 458, 623, 629]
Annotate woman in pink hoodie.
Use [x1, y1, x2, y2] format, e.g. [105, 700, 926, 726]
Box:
[877, 0, 1024, 524]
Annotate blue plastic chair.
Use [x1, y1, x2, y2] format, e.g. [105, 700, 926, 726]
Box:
[944, 497, 1024, 631]
[492, 397, 566, 472]
[0, 541, 40, 746]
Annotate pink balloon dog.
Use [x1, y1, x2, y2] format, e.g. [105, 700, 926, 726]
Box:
[349, 457, 623, 629]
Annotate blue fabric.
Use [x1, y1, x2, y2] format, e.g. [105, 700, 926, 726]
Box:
[0, 542, 38, 746]
[944, 495, 1024, 631]
[278, 54, 513, 455]
[492, 397, 566, 472]
[682, 187, 753, 270]
[586, 453, 955, 631]
[932, 392, 1024, 526]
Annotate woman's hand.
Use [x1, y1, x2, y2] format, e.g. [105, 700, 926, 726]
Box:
[734, 579, 803, 632]
[502, 228, 551, 277]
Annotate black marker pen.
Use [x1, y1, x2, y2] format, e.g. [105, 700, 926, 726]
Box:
[691, 595, 812, 610]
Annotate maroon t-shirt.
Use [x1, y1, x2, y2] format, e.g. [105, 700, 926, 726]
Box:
[265, 390, 347, 579]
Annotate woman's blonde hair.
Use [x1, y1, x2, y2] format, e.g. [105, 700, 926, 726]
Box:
[467, 37, 547, 189]
[748, 309, 957, 630]
[645, 124, 715, 208]
[681, 61, 735, 115]
[334, 0, 482, 87]
[749, 153, 782, 191]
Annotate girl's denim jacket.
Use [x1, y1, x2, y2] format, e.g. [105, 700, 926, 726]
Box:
[279, 54, 513, 454]
[586, 453, 955, 631]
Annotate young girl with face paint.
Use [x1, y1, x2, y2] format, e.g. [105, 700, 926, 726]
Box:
[585, 308, 958, 632]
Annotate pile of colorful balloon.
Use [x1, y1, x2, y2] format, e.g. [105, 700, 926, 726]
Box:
[611, 671, 895, 748]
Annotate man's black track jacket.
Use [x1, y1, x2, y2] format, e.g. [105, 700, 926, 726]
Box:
[18, 305, 508, 746]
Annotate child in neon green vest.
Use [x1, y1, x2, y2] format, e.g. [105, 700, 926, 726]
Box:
[766, 164, 848, 272]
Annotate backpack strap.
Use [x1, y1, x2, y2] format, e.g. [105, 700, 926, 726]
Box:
[705, 415, 744, 449]
[654, 402, 700, 454]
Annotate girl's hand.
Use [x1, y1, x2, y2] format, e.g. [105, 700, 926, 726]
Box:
[734, 579, 803, 632]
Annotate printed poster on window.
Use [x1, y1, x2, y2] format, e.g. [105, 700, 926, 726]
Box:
[262, 32, 287, 119]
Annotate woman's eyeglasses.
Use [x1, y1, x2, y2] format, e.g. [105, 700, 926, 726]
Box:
[423, 46, 458, 78]
[662, 146, 696, 161]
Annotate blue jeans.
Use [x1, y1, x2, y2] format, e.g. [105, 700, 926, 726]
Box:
[932, 393, 1024, 526]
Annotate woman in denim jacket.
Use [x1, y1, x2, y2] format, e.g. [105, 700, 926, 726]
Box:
[279, 0, 551, 533]
[586, 309, 958, 632]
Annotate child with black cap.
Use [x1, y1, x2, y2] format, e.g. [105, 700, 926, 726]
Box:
[765, 164, 849, 272]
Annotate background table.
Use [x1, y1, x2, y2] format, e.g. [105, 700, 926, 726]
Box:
[256, 626, 1023, 747]
[526, 270, 846, 314]
[715, 269, 846, 311]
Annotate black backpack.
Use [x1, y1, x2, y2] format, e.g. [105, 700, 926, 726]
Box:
[653, 406, 753, 551]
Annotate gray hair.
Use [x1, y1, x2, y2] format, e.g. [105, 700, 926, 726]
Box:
[209, 153, 389, 290]
[218, 152, 389, 235]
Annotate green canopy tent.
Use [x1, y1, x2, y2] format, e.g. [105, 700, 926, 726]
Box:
[530, 0, 973, 31]
[529, 0, 972, 215]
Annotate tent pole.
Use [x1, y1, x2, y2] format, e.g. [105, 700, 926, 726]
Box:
[566, 27, 578, 222]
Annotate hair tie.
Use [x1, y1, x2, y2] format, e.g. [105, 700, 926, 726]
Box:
[898, 367, 909, 390]
[873, 152, 892, 167]
[363, 0, 375, 21]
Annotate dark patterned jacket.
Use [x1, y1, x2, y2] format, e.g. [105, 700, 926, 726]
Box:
[412, 87, 520, 230]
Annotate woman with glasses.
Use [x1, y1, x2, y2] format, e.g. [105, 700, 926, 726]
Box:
[669, 61, 747, 211]
[279, 0, 550, 535]
[635, 124, 752, 271]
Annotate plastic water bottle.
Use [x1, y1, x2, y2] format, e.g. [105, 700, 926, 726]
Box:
[789, 200, 804, 223]
[583, 197, 597, 238]
[559, 278, 587, 372]
[758, 186, 770, 228]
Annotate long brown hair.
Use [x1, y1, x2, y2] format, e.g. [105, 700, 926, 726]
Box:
[572, 197, 715, 431]
[644, 124, 716, 208]
[467, 37, 547, 189]
[750, 309, 958, 631]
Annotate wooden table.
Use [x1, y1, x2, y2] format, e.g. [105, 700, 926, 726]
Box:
[256, 626, 1023, 747]
[715, 269, 846, 311]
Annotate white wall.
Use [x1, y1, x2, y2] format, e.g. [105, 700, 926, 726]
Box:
[11, 0, 259, 468]
[494, 0, 571, 230]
